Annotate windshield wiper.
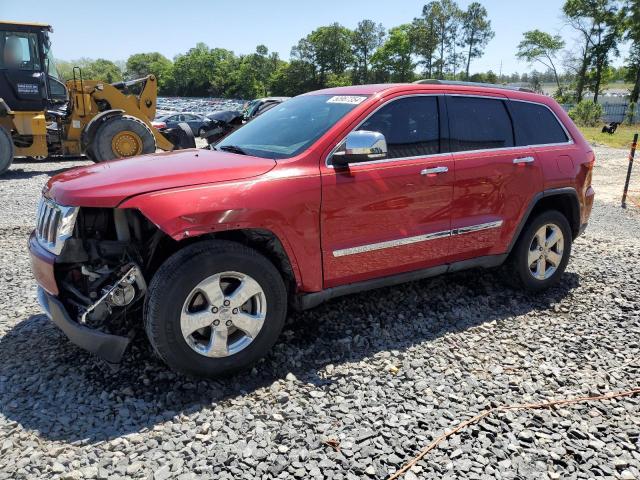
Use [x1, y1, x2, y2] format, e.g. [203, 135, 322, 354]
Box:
[218, 145, 248, 155]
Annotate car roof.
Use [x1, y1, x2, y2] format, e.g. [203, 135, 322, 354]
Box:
[305, 81, 551, 103]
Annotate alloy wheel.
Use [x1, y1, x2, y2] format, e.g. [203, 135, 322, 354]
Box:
[180, 271, 266, 358]
[527, 223, 564, 280]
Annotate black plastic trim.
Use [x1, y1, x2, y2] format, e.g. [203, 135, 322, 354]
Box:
[38, 287, 130, 363]
[294, 253, 507, 311]
[506, 187, 581, 254]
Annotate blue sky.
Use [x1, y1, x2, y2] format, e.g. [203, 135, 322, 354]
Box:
[2, 0, 629, 75]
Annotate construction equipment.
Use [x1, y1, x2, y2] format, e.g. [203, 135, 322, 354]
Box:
[0, 21, 194, 175]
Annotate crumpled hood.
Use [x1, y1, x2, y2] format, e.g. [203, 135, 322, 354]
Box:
[46, 148, 277, 207]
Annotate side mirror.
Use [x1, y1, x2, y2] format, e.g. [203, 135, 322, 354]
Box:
[332, 130, 387, 167]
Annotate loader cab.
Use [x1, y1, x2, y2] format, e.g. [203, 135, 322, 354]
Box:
[0, 21, 67, 112]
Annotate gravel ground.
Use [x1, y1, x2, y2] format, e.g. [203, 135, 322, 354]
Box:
[0, 146, 639, 480]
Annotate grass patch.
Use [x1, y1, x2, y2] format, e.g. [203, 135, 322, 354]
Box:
[578, 123, 640, 149]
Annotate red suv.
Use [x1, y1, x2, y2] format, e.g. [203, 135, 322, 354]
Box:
[29, 81, 595, 377]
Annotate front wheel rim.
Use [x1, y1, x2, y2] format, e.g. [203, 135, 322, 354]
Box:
[180, 271, 267, 358]
[527, 223, 564, 280]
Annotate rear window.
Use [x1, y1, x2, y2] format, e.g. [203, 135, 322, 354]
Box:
[510, 101, 569, 146]
[447, 96, 514, 152]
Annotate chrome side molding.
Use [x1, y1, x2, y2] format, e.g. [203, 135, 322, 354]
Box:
[333, 220, 503, 257]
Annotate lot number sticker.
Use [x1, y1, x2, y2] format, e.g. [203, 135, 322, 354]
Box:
[327, 95, 367, 105]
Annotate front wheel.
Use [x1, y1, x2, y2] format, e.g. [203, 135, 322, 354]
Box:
[144, 240, 287, 377]
[90, 115, 156, 162]
[509, 210, 572, 291]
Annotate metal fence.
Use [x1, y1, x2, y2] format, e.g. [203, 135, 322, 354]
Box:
[560, 102, 640, 124]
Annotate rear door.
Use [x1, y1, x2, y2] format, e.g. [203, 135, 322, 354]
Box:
[446, 94, 543, 261]
[320, 95, 454, 287]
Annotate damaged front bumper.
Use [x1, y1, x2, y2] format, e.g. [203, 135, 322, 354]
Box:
[37, 287, 131, 363]
[29, 232, 147, 363]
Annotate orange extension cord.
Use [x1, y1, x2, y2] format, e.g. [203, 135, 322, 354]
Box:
[388, 387, 640, 480]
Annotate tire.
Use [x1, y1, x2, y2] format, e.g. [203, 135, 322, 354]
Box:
[144, 240, 287, 378]
[90, 114, 156, 162]
[0, 126, 14, 175]
[509, 210, 572, 291]
[174, 122, 196, 149]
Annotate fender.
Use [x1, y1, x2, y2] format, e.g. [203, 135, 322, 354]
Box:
[118, 173, 323, 292]
[507, 187, 581, 253]
[80, 109, 124, 149]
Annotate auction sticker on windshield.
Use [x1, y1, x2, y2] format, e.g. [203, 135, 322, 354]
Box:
[326, 95, 367, 105]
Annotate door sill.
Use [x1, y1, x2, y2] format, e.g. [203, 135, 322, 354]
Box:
[294, 253, 507, 310]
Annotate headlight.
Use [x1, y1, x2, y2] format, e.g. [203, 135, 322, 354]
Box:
[35, 197, 79, 255]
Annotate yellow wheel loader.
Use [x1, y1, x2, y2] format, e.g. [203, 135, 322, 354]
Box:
[0, 21, 194, 175]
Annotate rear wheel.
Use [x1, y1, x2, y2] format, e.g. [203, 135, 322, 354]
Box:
[90, 115, 156, 162]
[509, 210, 572, 291]
[0, 126, 14, 175]
[144, 240, 287, 378]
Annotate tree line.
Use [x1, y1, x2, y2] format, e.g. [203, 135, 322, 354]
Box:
[516, 0, 639, 105]
[55, 0, 639, 107]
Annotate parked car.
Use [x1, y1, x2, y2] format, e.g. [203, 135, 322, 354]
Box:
[29, 81, 595, 377]
[152, 112, 211, 137]
[243, 97, 290, 120]
[202, 110, 245, 145]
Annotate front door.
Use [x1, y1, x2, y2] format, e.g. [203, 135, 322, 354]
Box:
[0, 29, 46, 111]
[320, 95, 454, 287]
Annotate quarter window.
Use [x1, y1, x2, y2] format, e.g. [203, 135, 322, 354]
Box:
[510, 101, 569, 146]
[448, 97, 514, 152]
[357, 96, 440, 159]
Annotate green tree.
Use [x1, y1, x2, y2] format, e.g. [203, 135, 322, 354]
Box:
[371, 25, 416, 82]
[291, 23, 354, 88]
[410, 13, 438, 78]
[269, 60, 317, 96]
[125, 52, 173, 94]
[623, 0, 640, 105]
[351, 19, 385, 84]
[418, 0, 463, 79]
[564, 0, 623, 102]
[460, 2, 494, 80]
[516, 30, 565, 89]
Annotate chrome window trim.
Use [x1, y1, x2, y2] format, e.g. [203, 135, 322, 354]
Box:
[332, 220, 503, 257]
[325, 93, 442, 169]
[325, 94, 573, 170]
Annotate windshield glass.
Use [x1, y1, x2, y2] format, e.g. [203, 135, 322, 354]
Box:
[217, 94, 368, 159]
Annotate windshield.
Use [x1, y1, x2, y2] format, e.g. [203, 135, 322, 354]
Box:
[217, 94, 368, 159]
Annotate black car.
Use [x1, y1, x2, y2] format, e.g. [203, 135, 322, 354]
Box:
[152, 112, 211, 137]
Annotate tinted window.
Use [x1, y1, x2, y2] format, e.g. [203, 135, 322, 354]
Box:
[510, 101, 569, 146]
[358, 96, 439, 159]
[448, 97, 514, 152]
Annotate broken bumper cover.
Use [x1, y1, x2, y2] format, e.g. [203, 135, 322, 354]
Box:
[37, 287, 131, 363]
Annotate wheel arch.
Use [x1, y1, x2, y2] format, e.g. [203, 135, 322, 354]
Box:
[137, 218, 301, 299]
[508, 187, 581, 254]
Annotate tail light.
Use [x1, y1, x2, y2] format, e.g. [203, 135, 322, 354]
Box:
[152, 121, 167, 130]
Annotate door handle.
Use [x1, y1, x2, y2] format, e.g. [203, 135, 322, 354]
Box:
[513, 156, 535, 164]
[420, 166, 449, 175]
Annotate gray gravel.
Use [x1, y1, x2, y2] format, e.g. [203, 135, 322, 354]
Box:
[1, 147, 639, 479]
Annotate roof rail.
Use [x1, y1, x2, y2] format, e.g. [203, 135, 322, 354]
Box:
[413, 79, 535, 93]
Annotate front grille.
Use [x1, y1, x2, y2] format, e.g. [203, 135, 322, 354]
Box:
[35, 197, 78, 255]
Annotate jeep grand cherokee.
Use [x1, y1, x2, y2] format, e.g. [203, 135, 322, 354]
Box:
[29, 81, 595, 377]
